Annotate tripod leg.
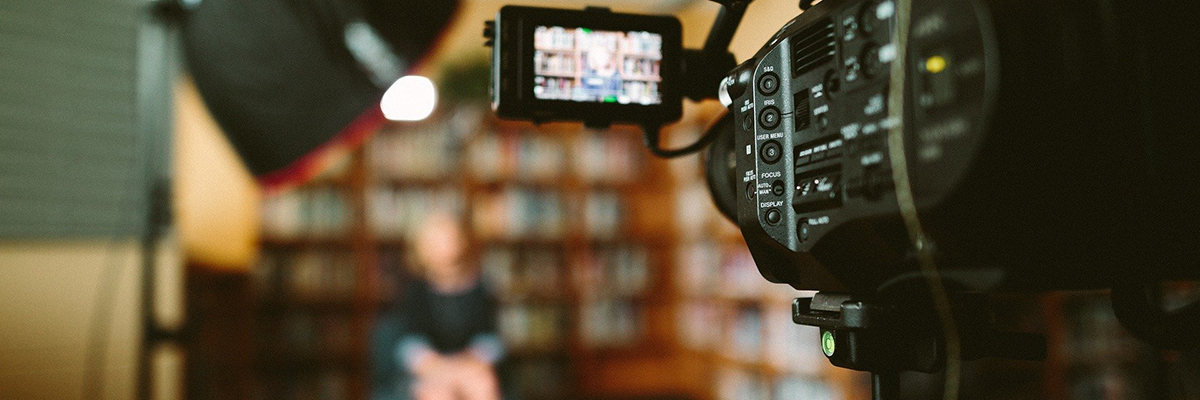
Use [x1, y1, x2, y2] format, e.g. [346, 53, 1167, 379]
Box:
[872, 372, 900, 400]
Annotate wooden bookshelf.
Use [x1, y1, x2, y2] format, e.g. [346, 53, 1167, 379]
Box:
[242, 147, 375, 400]
[216, 104, 690, 400]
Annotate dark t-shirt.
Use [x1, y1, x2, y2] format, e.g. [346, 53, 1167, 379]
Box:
[399, 278, 498, 354]
[372, 277, 504, 399]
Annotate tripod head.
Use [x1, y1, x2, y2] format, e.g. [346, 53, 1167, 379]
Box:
[793, 292, 1047, 399]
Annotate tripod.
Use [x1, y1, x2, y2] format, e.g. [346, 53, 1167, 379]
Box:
[792, 292, 1048, 400]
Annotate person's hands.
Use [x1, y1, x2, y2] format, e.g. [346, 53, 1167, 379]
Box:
[412, 353, 457, 386]
[448, 353, 501, 400]
[451, 352, 493, 373]
[414, 352, 500, 400]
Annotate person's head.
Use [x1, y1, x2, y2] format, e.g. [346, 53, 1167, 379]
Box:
[412, 211, 470, 283]
[587, 45, 617, 74]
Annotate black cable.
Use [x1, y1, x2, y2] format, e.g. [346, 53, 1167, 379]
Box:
[641, 123, 722, 159]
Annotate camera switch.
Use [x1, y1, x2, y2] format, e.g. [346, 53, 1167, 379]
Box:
[758, 72, 780, 96]
[761, 140, 783, 164]
[759, 106, 781, 130]
[862, 44, 883, 78]
[823, 70, 841, 95]
[772, 180, 786, 196]
[766, 208, 782, 225]
[858, 2, 880, 35]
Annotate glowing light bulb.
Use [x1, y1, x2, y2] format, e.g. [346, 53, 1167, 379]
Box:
[380, 75, 436, 121]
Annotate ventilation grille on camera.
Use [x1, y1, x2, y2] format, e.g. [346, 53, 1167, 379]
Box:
[790, 18, 836, 77]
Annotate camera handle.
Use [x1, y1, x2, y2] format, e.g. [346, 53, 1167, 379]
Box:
[793, 292, 1047, 400]
[640, 0, 748, 157]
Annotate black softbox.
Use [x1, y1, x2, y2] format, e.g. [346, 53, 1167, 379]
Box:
[181, 0, 459, 190]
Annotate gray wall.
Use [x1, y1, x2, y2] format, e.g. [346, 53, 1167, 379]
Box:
[0, 0, 174, 238]
[0, 1, 177, 399]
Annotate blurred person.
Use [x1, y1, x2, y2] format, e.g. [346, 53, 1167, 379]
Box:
[373, 212, 506, 400]
[579, 32, 624, 102]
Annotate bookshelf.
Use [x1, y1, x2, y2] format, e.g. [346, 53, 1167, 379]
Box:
[240, 104, 683, 400]
[248, 146, 373, 400]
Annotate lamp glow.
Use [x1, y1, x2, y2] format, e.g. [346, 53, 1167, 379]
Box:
[381, 75, 436, 121]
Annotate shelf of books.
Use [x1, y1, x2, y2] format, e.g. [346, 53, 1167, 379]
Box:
[364, 104, 676, 396]
[250, 147, 372, 400]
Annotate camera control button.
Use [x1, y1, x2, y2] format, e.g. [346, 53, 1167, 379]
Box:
[760, 140, 783, 164]
[859, 2, 880, 34]
[766, 208, 782, 225]
[772, 180, 786, 196]
[759, 106, 781, 130]
[862, 44, 883, 78]
[758, 72, 780, 96]
[823, 70, 841, 95]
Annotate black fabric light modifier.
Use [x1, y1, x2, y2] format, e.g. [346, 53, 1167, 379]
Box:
[182, 0, 458, 182]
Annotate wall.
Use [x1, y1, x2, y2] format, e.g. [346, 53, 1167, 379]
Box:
[0, 241, 143, 400]
[173, 77, 262, 271]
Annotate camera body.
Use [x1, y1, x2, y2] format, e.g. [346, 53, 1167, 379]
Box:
[716, 0, 1200, 294]
[487, 0, 1200, 296]
[489, 6, 683, 125]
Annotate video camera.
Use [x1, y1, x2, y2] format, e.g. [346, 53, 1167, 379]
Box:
[487, 0, 1199, 293]
[486, 0, 1200, 391]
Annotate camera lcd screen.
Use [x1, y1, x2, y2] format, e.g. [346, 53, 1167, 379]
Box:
[532, 26, 663, 105]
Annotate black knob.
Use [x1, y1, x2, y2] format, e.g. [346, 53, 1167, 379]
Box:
[758, 72, 780, 96]
[761, 140, 783, 164]
[859, 2, 880, 34]
[766, 208, 782, 225]
[824, 70, 841, 95]
[772, 180, 786, 196]
[723, 60, 756, 103]
[483, 21, 495, 47]
[861, 43, 883, 78]
[759, 106, 781, 130]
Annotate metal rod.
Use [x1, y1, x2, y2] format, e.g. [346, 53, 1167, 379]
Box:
[702, 1, 748, 57]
